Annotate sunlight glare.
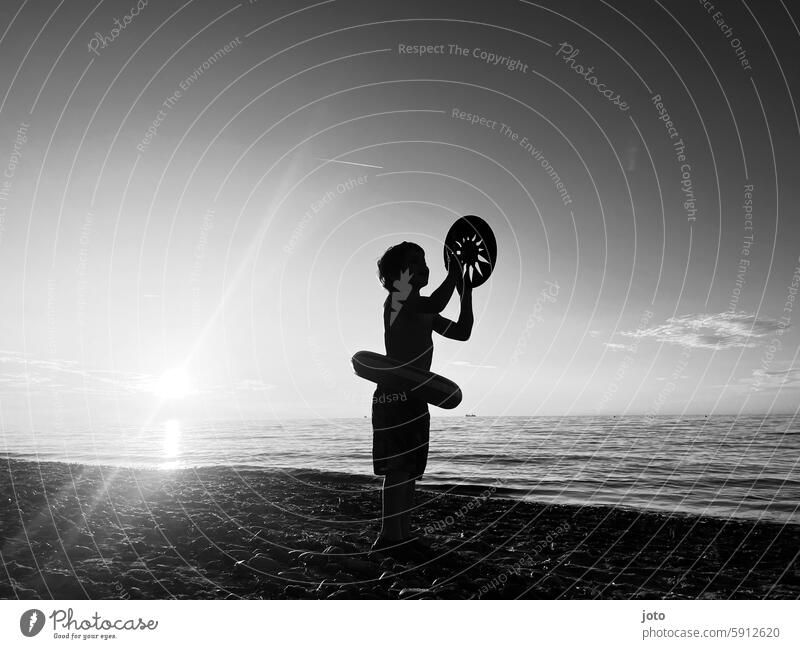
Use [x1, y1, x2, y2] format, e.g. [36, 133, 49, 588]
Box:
[163, 418, 181, 458]
[153, 367, 193, 399]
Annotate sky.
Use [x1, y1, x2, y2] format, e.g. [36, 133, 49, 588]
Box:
[0, 0, 799, 431]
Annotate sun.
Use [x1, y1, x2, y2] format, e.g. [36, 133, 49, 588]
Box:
[153, 367, 193, 399]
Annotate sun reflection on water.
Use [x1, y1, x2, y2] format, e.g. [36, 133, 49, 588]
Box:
[160, 418, 181, 469]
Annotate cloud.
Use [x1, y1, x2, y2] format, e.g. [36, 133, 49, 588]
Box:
[0, 351, 281, 398]
[603, 342, 635, 352]
[449, 360, 497, 369]
[0, 351, 152, 395]
[588, 330, 601, 338]
[0, 372, 57, 386]
[620, 312, 785, 349]
[0, 351, 79, 372]
[744, 366, 800, 392]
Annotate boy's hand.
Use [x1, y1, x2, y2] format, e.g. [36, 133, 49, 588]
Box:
[456, 272, 471, 296]
[446, 248, 465, 290]
[446, 248, 460, 274]
[450, 253, 472, 296]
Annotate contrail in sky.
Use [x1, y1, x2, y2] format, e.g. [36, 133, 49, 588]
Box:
[315, 157, 383, 169]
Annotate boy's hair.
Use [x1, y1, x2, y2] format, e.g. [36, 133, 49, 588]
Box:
[376, 241, 424, 291]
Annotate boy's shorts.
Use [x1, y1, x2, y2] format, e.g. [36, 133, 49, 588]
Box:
[371, 386, 430, 480]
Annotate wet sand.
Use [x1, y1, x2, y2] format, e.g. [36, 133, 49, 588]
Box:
[1, 459, 797, 599]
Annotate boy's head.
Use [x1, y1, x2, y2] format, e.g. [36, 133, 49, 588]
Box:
[377, 241, 429, 291]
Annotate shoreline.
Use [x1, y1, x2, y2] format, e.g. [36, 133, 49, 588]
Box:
[1, 459, 798, 599]
[5, 454, 795, 527]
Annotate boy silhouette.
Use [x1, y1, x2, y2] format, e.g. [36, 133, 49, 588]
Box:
[371, 241, 473, 555]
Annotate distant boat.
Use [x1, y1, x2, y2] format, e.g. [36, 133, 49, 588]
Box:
[465, 413, 476, 417]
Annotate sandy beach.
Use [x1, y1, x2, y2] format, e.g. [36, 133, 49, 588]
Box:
[1, 459, 797, 599]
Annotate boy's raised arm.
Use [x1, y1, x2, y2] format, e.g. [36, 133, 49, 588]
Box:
[411, 250, 462, 313]
[432, 283, 473, 341]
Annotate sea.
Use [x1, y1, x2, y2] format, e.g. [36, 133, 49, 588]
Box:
[2, 415, 799, 525]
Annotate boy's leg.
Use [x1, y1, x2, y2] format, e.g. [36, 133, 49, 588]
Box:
[379, 470, 410, 542]
[400, 478, 416, 539]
